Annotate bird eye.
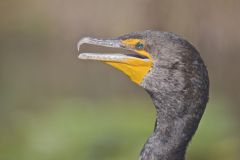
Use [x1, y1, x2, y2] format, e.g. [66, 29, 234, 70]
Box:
[135, 42, 144, 50]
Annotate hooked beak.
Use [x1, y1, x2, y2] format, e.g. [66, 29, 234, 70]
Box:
[77, 37, 153, 84]
[77, 37, 150, 62]
[77, 37, 121, 51]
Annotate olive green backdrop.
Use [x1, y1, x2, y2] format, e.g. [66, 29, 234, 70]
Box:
[1, 0, 240, 160]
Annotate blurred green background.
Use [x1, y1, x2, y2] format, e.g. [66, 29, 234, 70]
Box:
[1, 0, 240, 159]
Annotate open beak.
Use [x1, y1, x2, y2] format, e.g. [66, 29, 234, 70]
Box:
[78, 37, 150, 62]
[77, 37, 153, 84]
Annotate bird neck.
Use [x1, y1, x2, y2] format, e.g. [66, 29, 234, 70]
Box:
[139, 50, 209, 160]
[139, 90, 205, 160]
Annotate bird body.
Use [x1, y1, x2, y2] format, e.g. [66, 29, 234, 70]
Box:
[77, 31, 209, 160]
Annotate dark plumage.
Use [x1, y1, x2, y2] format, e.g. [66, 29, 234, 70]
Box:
[137, 31, 209, 160]
[78, 31, 209, 160]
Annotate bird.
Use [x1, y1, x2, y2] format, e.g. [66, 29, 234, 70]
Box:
[77, 30, 209, 160]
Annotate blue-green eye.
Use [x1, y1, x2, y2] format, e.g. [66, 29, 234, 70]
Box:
[135, 42, 144, 50]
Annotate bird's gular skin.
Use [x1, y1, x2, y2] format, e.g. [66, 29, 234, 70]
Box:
[77, 36, 153, 84]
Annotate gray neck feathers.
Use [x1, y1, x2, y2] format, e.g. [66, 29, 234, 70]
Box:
[139, 48, 209, 160]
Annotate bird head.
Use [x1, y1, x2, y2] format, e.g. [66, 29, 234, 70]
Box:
[78, 30, 206, 92]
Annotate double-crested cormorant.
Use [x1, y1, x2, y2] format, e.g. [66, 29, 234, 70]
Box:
[77, 30, 209, 160]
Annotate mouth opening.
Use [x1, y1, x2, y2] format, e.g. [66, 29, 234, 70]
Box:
[125, 52, 149, 59]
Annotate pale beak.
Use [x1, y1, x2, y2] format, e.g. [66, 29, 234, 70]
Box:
[77, 37, 150, 62]
[77, 36, 152, 84]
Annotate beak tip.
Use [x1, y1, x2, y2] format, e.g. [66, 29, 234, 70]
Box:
[77, 42, 81, 52]
[77, 44, 81, 52]
[77, 37, 91, 52]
